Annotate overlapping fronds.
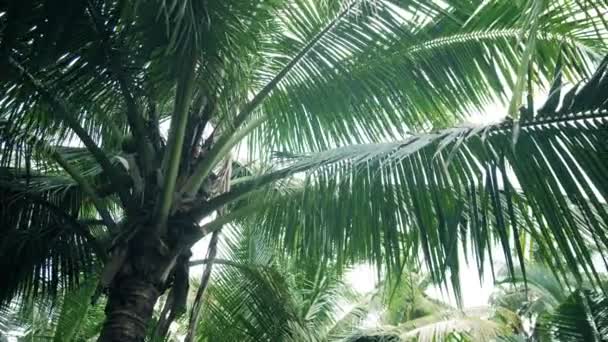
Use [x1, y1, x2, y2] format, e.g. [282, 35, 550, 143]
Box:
[251, 0, 608, 154]
[51, 276, 103, 342]
[1, 0, 607, 336]
[187, 226, 365, 342]
[345, 306, 517, 342]
[219, 54, 608, 299]
[0, 0, 133, 150]
[492, 264, 572, 315]
[381, 271, 451, 326]
[538, 289, 608, 341]
[0, 277, 105, 341]
[400, 314, 508, 342]
[0, 165, 107, 305]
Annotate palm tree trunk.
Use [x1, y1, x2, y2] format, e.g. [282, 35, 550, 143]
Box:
[98, 232, 177, 342]
[98, 275, 161, 342]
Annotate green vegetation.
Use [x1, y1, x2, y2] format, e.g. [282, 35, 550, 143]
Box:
[0, 0, 607, 341]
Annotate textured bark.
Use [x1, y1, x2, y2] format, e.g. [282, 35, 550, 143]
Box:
[98, 275, 160, 342]
[98, 231, 176, 342]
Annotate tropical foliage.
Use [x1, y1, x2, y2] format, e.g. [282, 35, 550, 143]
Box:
[345, 269, 516, 342]
[1, 244, 608, 341]
[540, 289, 608, 341]
[0, 279, 105, 341]
[0, 0, 607, 340]
[183, 227, 368, 342]
[340, 263, 608, 341]
[1, 225, 368, 341]
[490, 262, 608, 341]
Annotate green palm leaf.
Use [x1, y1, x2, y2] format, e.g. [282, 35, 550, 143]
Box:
[200, 53, 608, 297]
[187, 225, 364, 342]
[539, 289, 608, 341]
[251, 0, 607, 153]
[0, 166, 107, 305]
[2, 0, 607, 338]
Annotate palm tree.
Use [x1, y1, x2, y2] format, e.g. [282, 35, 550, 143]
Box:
[539, 289, 608, 341]
[343, 263, 608, 341]
[344, 269, 519, 342]
[1, 0, 607, 340]
[490, 262, 608, 341]
[182, 226, 370, 342]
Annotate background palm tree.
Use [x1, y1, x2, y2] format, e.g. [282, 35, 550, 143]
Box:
[1, 0, 608, 340]
[344, 270, 518, 342]
[539, 289, 608, 341]
[489, 261, 608, 341]
[340, 253, 608, 341]
[183, 226, 369, 342]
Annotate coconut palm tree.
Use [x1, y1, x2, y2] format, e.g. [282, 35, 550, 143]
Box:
[1, 0, 608, 340]
[490, 262, 608, 341]
[181, 226, 371, 342]
[344, 268, 520, 342]
[341, 262, 608, 341]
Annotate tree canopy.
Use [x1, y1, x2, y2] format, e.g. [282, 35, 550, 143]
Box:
[0, 0, 607, 340]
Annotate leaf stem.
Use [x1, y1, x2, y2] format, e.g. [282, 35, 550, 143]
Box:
[51, 151, 117, 233]
[157, 51, 198, 229]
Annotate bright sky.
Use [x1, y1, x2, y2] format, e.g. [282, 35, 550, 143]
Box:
[345, 251, 505, 310]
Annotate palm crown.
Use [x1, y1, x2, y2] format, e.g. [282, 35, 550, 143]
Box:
[0, 0, 607, 340]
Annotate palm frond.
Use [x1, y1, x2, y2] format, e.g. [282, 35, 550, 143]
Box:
[250, 0, 607, 154]
[0, 166, 107, 306]
[323, 294, 375, 341]
[0, 3, 131, 151]
[186, 225, 363, 342]
[382, 271, 452, 325]
[0, 277, 105, 341]
[538, 289, 608, 341]
[493, 263, 570, 312]
[401, 313, 509, 342]
[346, 307, 511, 342]
[51, 276, 100, 342]
[191, 257, 301, 340]
[199, 53, 608, 297]
[0, 297, 57, 341]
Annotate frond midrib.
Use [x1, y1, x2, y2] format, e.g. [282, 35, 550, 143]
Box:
[404, 28, 605, 58]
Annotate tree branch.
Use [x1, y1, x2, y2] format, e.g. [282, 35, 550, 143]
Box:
[185, 230, 219, 342]
[186, 158, 320, 222]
